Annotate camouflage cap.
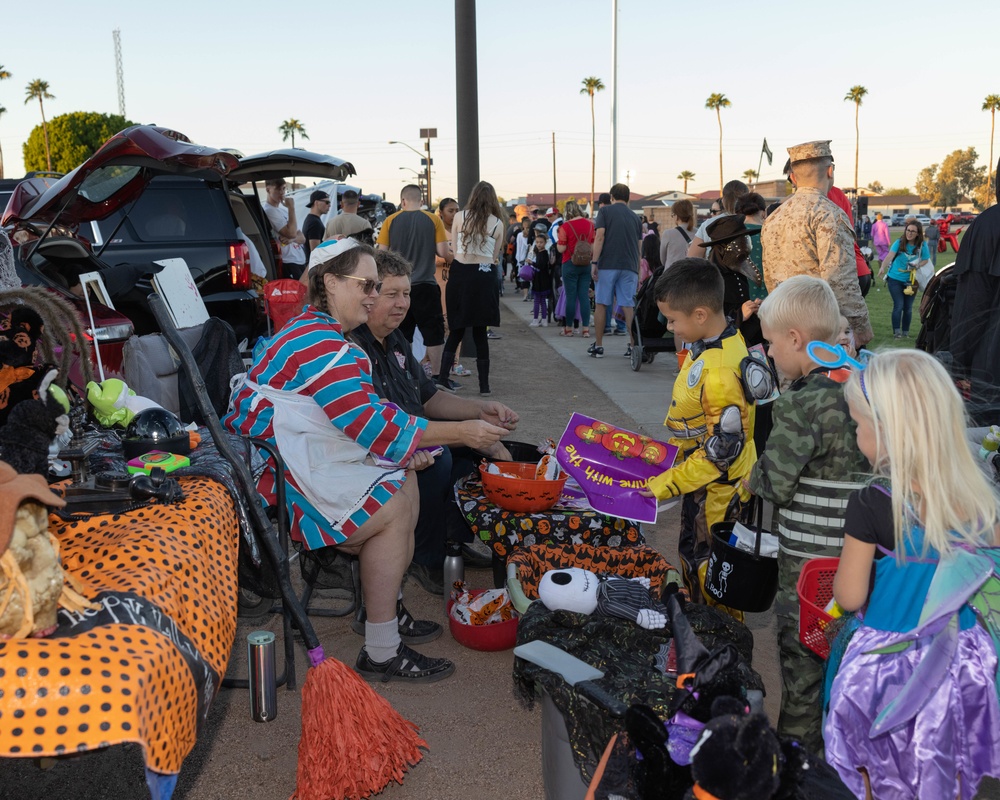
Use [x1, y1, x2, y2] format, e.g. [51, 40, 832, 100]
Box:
[787, 140, 833, 163]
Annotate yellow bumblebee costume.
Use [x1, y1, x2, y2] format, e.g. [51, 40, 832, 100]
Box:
[647, 325, 756, 618]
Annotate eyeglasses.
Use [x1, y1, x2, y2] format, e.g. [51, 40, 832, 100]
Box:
[905, 228, 918, 233]
[710, 208, 722, 215]
[338, 274, 382, 295]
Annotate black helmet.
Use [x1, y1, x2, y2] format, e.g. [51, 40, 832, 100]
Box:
[122, 408, 191, 460]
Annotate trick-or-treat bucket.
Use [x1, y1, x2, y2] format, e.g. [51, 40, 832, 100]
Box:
[704, 500, 778, 613]
[797, 558, 840, 659]
[676, 349, 689, 370]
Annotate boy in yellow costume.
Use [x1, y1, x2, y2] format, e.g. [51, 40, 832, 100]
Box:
[644, 258, 756, 618]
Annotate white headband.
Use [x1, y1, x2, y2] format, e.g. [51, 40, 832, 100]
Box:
[308, 237, 361, 272]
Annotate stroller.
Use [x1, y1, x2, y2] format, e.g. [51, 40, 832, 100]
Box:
[629, 265, 675, 371]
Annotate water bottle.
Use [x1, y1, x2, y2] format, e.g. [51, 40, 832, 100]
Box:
[247, 631, 277, 722]
[442, 541, 465, 614]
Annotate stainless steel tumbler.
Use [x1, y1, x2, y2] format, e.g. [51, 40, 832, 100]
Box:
[247, 631, 277, 722]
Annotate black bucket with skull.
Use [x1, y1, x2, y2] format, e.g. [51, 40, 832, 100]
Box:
[704, 500, 778, 612]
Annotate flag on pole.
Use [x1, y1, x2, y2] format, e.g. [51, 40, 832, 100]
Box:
[762, 138, 773, 166]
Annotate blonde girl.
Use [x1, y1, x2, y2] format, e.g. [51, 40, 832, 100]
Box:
[824, 349, 1000, 799]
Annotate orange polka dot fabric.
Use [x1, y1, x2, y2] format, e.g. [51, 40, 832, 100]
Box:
[0, 476, 238, 773]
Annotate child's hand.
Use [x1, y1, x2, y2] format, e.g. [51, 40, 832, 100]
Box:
[638, 488, 655, 498]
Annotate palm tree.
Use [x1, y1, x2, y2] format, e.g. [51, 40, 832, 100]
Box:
[742, 169, 758, 187]
[983, 94, 1000, 207]
[844, 85, 868, 197]
[278, 118, 309, 149]
[0, 106, 6, 180]
[0, 66, 9, 178]
[580, 76, 605, 215]
[705, 93, 731, 194]
[677, 170, 695, 193]
[24, 79, 55, 171]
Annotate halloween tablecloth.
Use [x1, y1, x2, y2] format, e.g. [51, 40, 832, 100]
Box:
[455, 474, 644, 559]
[0, 475, 238, 775]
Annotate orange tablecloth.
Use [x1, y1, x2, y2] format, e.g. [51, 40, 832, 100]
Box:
[0, 475, 239, 773]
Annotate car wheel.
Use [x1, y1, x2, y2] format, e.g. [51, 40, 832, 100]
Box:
[238, 587, 273, 619]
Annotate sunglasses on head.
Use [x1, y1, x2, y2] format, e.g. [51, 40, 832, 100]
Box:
[338, 274, 382, 294]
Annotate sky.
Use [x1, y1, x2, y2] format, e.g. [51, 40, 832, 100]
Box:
[3, 0, 999, 204]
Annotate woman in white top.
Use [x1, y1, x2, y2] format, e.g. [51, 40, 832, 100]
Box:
[437, 181, 505, 395]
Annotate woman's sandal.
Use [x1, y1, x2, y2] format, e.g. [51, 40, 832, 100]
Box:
[559, 329, 575, 337]
[355, 644, 456, 683]
[581, 329, 591, 338]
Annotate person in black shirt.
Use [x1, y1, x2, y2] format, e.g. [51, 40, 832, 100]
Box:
[302, 190, 331, 262]
[354, 250, 519, 594]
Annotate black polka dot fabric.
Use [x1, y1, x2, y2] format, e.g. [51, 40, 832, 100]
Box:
[0, 476, 238, 773]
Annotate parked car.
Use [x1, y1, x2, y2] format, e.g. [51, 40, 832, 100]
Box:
[914, 214, 933, 226]
[289, 181, 387, 241]
[890, 213, 908, 226]
[4, 126, 357, 344]
[952, 211, 978, 224]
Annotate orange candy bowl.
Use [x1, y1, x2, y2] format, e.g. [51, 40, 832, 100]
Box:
[478, 462, 568, 513]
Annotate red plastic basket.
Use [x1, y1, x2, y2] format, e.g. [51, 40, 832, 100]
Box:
[796, 557, 840, 659]
[263, 279, 306, 332]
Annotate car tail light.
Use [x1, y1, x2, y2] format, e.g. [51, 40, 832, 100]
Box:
[229, 241, 251, 289]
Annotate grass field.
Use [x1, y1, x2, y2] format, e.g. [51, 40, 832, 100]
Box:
[862, 227, 965, 349]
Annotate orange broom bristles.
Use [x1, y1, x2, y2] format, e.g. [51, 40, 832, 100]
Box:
[292, 657, 428, 800]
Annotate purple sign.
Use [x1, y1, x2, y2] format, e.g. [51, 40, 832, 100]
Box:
[555, 413, 679, 524]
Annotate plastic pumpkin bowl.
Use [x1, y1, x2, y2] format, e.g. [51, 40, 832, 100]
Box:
[448, 591, 519, 651]
[479, 461, 567, 513]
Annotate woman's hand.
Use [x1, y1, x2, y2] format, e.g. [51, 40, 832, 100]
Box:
[405, 450, 436, 471]
[741, 299, 761, 319]
[481, 441, 512, 461]
[479, 402, 519, 431]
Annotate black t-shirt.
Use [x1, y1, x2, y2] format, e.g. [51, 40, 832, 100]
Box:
[844, 485, 895, 557]
[302, 214, 325, 262]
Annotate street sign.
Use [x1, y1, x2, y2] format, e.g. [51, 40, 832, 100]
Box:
[419, 128, 437, 139]
[420, 158, 433, 166]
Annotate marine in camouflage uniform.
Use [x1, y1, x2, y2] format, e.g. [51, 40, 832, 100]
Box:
[761, 140, 873, 347]
[748, 366, 869, 754]
[648, 324, 756, 622]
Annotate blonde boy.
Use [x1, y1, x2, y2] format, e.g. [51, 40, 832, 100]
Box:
[748, 275, 868, 752]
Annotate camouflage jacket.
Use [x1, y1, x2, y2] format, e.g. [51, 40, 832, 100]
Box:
[749, 368, 869, 558]
[761, 188, 873, 346]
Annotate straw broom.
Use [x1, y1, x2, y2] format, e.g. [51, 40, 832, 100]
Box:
[292, 646, 427, 800]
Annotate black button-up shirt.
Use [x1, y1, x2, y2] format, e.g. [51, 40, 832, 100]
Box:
[352, 324, 437, 416]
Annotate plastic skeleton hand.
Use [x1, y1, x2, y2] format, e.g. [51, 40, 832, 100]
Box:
[636, 608, 667, 629]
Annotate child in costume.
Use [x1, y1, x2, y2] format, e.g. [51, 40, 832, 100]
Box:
[747, 276, 869, 754]
[825, 349, 1000, 799]
[528, 232, 552, 327]
[644, 258, 757, 620]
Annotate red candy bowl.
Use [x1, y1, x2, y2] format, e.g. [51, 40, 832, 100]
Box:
[479, 462, 567, 513]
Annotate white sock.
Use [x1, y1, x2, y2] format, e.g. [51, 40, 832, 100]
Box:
[365, 619, 401, 663]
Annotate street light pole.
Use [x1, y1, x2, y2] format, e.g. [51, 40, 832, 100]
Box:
[389, 140, 430, 205]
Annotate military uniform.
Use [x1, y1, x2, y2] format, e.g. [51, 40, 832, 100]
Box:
[648, 325, 756, 620]
[761, 141, 873, 346]
[748, 367, 869, 754]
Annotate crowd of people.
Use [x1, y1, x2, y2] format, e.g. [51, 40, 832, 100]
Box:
[224, 138, 1000, 798]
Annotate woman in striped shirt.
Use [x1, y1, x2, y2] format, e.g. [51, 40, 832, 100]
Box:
[227, 239, 503, 682]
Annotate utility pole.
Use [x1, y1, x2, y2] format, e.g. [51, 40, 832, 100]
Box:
[420, 128, 436, 209]
[551, 132, 557, 207]
[113, 28, 126, 118]
[610, 0, 618, 186]
[455, 0, 480, 206]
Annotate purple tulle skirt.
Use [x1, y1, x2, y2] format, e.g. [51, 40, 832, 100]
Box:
[554, 286, 582, 324]
[825, 624, 1000, 799]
